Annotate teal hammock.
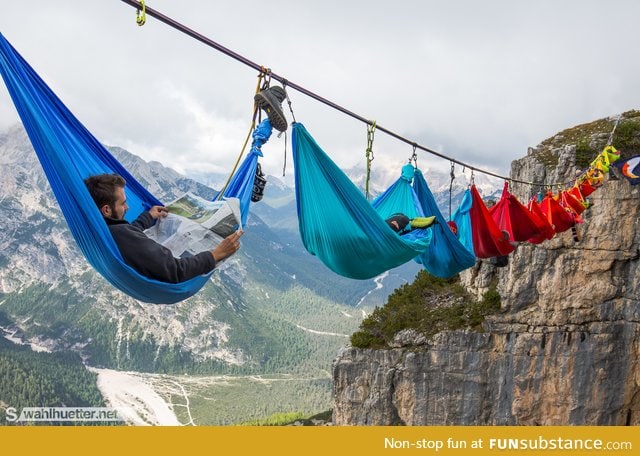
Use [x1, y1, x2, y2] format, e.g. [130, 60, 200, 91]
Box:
[0, 33, 261, 304]
[292, 122, 432, 279]
[412, 170, 476, 277]
[451, 188, 475, 255]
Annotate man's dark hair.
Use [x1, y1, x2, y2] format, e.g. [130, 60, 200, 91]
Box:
[385, 213, 410, 233]
[84, 174, 126, 209]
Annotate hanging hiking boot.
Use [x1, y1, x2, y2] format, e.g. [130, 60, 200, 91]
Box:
[254, 86, 288, 132]
[251, 162, 267, 202]
[571, 226, 581, 243]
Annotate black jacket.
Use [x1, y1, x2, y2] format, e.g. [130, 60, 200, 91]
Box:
[106, 212, 216, 283]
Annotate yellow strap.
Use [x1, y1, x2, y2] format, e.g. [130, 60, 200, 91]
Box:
[136, 0, 146, 26]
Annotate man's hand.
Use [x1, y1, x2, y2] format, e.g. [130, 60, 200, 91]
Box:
[212, 230, 243, 263]
[148, 206, 169, 220]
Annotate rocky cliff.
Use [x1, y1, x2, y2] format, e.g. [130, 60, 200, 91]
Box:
[332, 112, 640, 425]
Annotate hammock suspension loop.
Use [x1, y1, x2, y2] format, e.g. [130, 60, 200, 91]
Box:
[278, 80, 296, 175]
[135, 0, 146, 26]
[281, 79, 297, 124]
[449, 161, 455, 219]
[364, 120, 377, 200]
[607, 114, 622, 146]
[259, 67, 271, 88]
[255, 67, 271, 124]
[410, 144, 418, 168]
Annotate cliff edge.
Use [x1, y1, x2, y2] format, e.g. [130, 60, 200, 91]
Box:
[332, 112, 640, 425]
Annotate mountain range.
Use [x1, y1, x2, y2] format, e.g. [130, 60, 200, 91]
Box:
[0, 124, 500, 423]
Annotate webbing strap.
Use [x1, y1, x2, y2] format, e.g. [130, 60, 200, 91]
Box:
[364, 120, 376, 200]
[136, 0, 146, 26]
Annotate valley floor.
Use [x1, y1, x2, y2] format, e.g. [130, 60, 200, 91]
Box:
[90, 368, 333, 426]
[90, 368, 181, 425]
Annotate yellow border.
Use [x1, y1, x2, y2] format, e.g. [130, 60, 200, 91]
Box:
[2, 426, 638, 456]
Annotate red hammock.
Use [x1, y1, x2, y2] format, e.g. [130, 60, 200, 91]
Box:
[470, 184, 515, 258]
[561, 190, 587, 215]
[526, 197, 555, 244]
[561, 191, 585, 224]
[577, 179, 597, 197]
[539, 191, 575, 233]
[489, 182, 546, 242]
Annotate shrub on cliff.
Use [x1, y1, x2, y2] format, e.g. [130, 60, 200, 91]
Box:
[350, 271, 500, 349]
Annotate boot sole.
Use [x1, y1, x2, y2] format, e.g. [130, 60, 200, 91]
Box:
[255, 92, 288, 132]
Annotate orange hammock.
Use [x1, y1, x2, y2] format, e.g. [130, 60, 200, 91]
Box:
[539, 191, 575, 234]
[470, 184, 515, 258]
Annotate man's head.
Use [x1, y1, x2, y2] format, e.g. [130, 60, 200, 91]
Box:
[84, 174, 128, 219]
[386, 213, 410, 233]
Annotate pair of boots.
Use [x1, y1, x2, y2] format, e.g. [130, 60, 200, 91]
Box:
[254, 86, 288, 132]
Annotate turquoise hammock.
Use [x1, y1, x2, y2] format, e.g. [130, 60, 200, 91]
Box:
[451, 188, 475, 255]
[292, 122, 432, 280]
[412, 170, 476, 277]
[0, 33, 260, 304]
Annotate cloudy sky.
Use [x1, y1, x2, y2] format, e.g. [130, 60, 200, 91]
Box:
[1, 0, 639, 183]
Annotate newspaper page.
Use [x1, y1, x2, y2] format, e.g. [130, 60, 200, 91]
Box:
[145, 193, 242, 259]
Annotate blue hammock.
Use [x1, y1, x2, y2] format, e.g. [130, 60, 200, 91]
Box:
[451, 188, 475, 255]
[0, 33, 258, 304]
[371, 163, 425, 220]
[218, 119, 272, 226]
[292, 122, 431, 279]
[371, 164, 435, 244]
[412, 171, 476, 277]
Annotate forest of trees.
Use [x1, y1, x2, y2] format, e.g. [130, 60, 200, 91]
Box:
[0, 275, 362, 377]
[0, 337, 105, 425]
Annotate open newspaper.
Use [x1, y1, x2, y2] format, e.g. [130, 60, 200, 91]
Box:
[145, 193, 242, 259]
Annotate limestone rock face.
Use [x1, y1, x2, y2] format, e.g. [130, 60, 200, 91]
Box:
[332, 113, 640, 425]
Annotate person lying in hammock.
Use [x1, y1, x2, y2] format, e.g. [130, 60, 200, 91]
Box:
[385, 213, 436, 234]
[446, 220, 458, 236]
[84, 174, 242, 284]
[490, 230, 518, 268]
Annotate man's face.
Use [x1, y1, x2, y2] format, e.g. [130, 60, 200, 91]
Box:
[101, 186, 129, 220]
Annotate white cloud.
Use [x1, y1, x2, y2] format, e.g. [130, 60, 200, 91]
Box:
[1, 0, 639, 182]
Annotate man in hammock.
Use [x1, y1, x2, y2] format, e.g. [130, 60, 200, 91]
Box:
[385, 213, 436, 234]
[490, 230, 518, 268]
[84, 174, 242, 283]
[446, 220, 458, 236]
